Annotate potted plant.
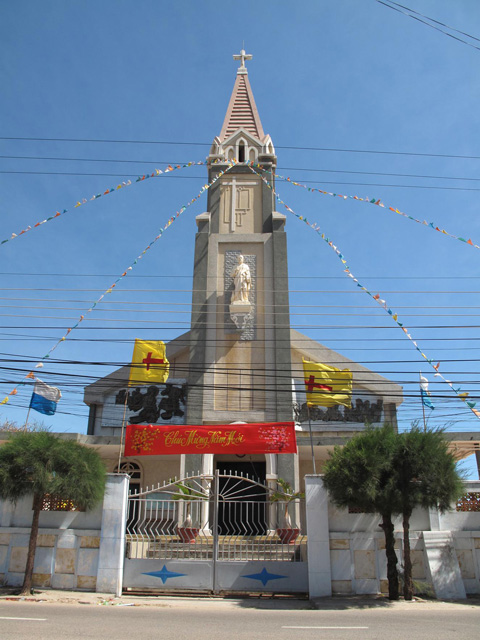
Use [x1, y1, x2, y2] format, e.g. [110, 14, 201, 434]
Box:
[171, 480, 206, 543]
[269, 478, 305, 544]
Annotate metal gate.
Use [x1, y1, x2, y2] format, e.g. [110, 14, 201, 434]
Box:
[122, 472, 308, 593]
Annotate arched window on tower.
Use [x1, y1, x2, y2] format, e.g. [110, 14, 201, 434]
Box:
[238, 142, 246, 163]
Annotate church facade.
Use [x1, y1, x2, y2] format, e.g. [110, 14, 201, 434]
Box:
[83, 51, 403, 493]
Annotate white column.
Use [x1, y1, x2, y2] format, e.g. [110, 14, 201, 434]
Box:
[230, 178, 237, 232]
[266, 454, 278, 533]
[305, 475, 332, 598]
[201, 454, 214, 531]
[96, 473, 129, 596]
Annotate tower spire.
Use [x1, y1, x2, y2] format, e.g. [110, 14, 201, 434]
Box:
[208, 51, 276, 166]
[219, 49, 265, 143]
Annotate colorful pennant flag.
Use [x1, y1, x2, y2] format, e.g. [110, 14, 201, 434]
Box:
[261, 165, 480, 252]
[249, 163, 480, 421]
[302, 358, 352, 408]
[129, 339, 170, 386]
[419, 374, 434, 410]
[29, 380, 62, 416]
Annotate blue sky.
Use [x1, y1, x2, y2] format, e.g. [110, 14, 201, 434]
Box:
[1, 1, 480, 476]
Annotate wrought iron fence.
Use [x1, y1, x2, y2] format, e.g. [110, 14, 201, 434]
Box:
[125, 473, 306, 562]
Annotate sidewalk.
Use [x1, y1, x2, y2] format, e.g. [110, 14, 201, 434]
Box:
[1, 587, 479, 610]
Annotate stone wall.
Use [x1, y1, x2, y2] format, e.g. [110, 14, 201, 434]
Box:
[1, 474, 479, 598]
[0, 527, 101, 590]
[0, 473, 128, 594]
[305, 476, 480, 599]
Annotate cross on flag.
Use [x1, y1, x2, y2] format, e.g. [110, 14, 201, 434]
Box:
[129, 339, 170, 386]
[302, 358, 352, 408]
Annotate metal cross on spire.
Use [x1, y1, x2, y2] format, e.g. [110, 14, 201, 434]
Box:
[233, 48, 252, 71]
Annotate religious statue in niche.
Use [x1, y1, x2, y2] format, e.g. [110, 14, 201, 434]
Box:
[230, 254, 251, 304]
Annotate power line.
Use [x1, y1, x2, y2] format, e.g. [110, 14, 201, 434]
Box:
[5, 351, 480, 368]
[2, 155, 480, 183]
[2, 272, 480, 280]
[1, 305, 479, 318]
[2, 333, 480, 347]
[386, 1, 480, 43]
[376, 0, 480, 52]
[1, 136, 479, 159]
[2, 300, 480, 311]
[2, 321, 480, 330]
[2, 169, 479, 191]
[1, 287, 479, 294]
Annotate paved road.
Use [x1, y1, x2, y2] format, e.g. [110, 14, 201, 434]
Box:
[0, 599, 479, 640]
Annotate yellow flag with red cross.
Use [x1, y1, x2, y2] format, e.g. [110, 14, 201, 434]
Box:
[302, 358, 352, 408]
[129, 339, 170, 386]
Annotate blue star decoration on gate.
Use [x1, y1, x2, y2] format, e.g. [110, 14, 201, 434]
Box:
[241, 567, 288, 586]
[142, 565, 187, 584]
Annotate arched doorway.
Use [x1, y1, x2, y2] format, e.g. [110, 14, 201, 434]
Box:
[215, 456, 267, 535]
[115, 461, 142, 531]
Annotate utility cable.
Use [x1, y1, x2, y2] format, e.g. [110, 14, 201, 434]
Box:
[376, 0, 480, 52]
[1, 136, 480, 160]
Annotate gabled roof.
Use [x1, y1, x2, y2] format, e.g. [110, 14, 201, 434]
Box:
[290, 329, 403, 405]
[219, 71, 265, 143]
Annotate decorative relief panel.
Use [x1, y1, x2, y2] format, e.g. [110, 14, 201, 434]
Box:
[293, 379, 383, 425]
[235, 186, 251, 228]
[221, 179, 256, 233]
[294, 398, 384, 425]
[100, 379, 187, 428]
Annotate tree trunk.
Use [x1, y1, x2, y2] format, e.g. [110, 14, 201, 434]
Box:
[380, 512, 399, 600]
[403, 509, 413, 600]
[20, 493, 42, 595]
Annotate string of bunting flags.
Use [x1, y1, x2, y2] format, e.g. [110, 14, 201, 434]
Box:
[255, 165, 480, 251]
[0, 162, 235, 407]
[1, 157, 478, 418]
[249, 164, 480, 421]
[0, 161, 208, 247]
[4, 159, 478, 256]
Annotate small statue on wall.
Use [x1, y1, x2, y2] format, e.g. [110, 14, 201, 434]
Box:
[230, 254, 251, 304]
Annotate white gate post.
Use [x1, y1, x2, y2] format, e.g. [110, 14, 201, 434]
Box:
[305, 474, 332, 598]
[96, 473, 130, 596]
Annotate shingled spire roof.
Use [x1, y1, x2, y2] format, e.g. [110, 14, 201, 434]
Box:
[219, 50, 265, 143]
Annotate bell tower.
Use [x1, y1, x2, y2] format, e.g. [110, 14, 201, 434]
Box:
[184, 51, 296, 485]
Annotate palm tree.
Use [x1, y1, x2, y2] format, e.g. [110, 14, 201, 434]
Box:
[322, 424, 402, 600]
[393, 427, 463, 600]
[0, 431, 106, 595]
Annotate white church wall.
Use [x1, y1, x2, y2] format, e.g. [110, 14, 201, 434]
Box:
[1, 495, 103, 530]
[135, 456, 181, 489]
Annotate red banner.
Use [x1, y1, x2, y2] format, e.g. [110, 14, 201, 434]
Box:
[124, 422, 297, 456]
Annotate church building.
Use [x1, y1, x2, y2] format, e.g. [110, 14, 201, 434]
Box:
[83, 50, 403, 493]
